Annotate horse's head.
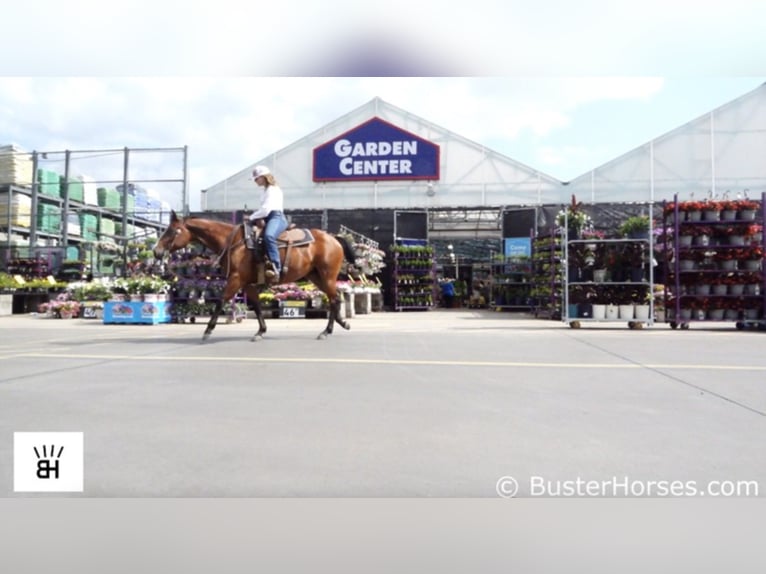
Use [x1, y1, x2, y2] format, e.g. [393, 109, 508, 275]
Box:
[154, 210, 194, 259]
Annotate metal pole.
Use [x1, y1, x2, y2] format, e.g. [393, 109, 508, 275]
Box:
[182, 144, 189, 216]
[30, 151, 39, 247]
[710, 111, 716, 196]
[62, 150, 71, 252]
[121, 147, 129, 276]
[649, 141, 655, 203]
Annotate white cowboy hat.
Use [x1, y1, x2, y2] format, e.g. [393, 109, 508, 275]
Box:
[252, 165, 271, 178]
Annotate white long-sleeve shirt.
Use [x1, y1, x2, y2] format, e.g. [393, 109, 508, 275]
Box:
[248, 184, 284, 221]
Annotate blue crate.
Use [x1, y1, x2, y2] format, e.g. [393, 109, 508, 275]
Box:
[103, 301, 171, 324]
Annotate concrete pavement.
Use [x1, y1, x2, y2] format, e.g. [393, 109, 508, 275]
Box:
[1, 309, 764, 497]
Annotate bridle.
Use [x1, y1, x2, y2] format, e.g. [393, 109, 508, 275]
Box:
[162, 219, 245, 276]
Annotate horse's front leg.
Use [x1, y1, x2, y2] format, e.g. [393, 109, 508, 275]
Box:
[202, 299, 224, 341]
[203, 276, 242, 342]
[245, 285, 267, 342]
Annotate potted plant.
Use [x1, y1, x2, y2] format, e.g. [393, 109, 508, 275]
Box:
[39, 293, 82, 319]
[555, 195, 593, 239]
[736, 198, 761, 220]
[618, 215, 651, 239]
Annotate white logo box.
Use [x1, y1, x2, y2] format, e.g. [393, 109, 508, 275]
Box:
[14, 432, 84, 492]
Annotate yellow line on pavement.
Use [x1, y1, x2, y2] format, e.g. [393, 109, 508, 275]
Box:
[11, 352, 766, 371]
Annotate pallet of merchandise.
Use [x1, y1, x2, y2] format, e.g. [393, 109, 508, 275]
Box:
[79, 213, 99, 240]
[65, 212, 81, 236]
[0, 192, 32, 227]
[37, 168, 62, 197]
[97, 187, 121, 209]
[63, 246, 80, 261]
[37, 203, 61, 232]
[60, 175, 84, 203]
[0, 144, 33, 186]
[0, 231, 27, 245]
[81, 175, 98, 205]
[99, 217, 116, 238]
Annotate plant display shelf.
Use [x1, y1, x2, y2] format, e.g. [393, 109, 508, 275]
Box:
[167, 248, 246, 324]
[391, 241, 436, 311]
[531, 230, 562, 320]
[663, 193, 766, 331]
[490, 256, 532, 311]
[1, 182, 167, 273]
[562, 234, 655, 330]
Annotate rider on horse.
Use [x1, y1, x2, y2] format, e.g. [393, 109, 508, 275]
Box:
[246, 165, 288, 282]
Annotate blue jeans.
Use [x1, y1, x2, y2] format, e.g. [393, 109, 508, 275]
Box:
[263, 211, 288, 271]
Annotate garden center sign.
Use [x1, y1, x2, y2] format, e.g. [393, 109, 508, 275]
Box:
[313, 117, 440, 182]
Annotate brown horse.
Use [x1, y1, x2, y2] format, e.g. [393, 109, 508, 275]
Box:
[153, 210, 356, 341]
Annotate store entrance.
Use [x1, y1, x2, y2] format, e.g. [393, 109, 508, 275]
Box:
[427, 206, 539, 309]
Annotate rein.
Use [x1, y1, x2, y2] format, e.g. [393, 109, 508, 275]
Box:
[212, 223, 245, 276]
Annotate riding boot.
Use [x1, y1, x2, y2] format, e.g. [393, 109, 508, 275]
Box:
[264, 260, 277, 281]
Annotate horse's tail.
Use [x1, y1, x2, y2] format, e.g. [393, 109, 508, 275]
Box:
[335, 235, 356, 264]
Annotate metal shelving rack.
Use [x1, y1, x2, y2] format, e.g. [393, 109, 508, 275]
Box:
[391, 240, 436, 311]
[1, 146, 188, 275]
[531, 227, 562, 320]
[561, 207, 655, 329]
[664, 192, 766, 330]
[489, 254, 532, 311]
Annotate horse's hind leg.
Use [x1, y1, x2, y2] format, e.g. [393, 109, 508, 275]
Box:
[244, 285, 267, 341]
[332, 294, 351, 331]
[308, 271, 349, 339]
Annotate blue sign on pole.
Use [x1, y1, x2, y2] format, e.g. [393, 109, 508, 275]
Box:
[313, 117, 440, 182]
[504, 237, 531, 257]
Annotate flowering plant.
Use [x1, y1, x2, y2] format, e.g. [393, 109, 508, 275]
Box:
[701, 200, 724, 211]
[680, 224, 713, 237]
[268, 281, 326, 302]
[125, 275, 170, 294]
[677, 200, 707, 212]
[735, 199, 761, 211]
[712, 223, 751, 237]
[38, 293, 82, 317]
[68, 280, 113, 301]
[580, 229, 606, 240]
[555, 195, 593, 237]
[350, 242, 386, 275]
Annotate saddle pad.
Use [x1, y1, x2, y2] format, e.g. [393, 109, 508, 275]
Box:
[277, 228, 314, 247]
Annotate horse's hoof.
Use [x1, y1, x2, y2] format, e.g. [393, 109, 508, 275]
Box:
[251, 334, 263, 342]
[317, 332, 327, 340]
[342, 323, 351, 331]
[202, 331, 211, 342]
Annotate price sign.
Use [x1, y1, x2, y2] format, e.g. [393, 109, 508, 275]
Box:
[279, 300, 306, 319]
